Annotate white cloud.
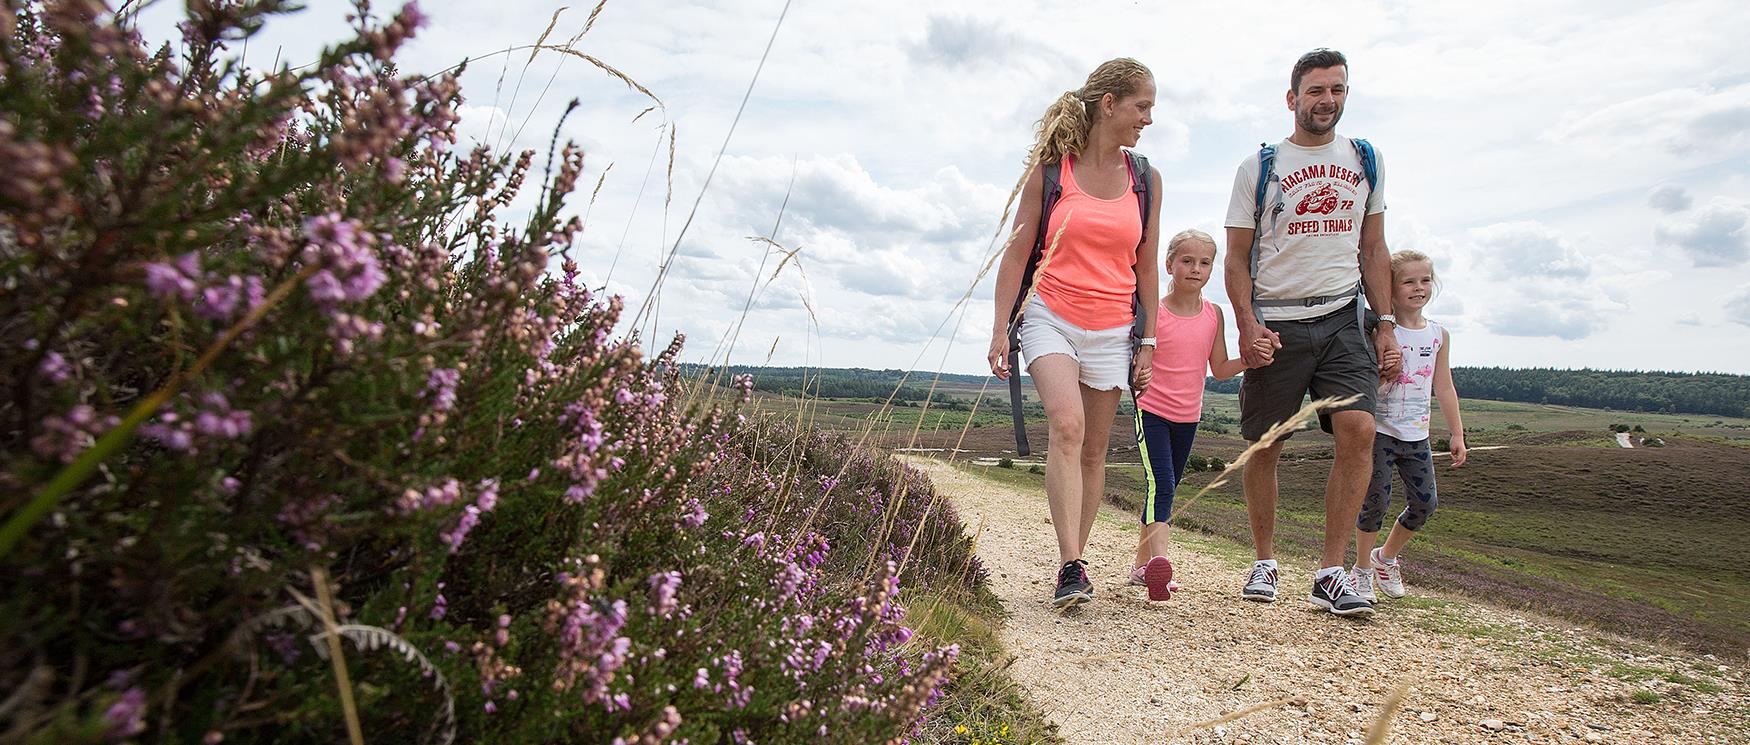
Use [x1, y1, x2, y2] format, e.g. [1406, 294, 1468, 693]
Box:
[1648, 183, 1693, 213]
[1467, 221, 1591, 279]
[1548, 83, 1750, 157]
[1483, 291, 1623, 341]
[1654, 197, 1749, 267]
[1727, 286, 1750, 328]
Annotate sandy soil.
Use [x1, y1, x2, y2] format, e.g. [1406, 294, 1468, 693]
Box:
[913, 459, 1749, 745]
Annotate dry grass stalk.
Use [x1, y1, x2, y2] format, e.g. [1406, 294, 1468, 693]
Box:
[1169, 394, 1362, 520]
[528, 6, 569, 63]
[580, 0, 608, 36]
[1006, 210, 1071, 334]
[1364, 679, 1412, 745]
[1170, 697, 1297, 737]
[541, 47, 663, 107]
[587, 162, 613, 206]
[664, 122, 677, 210]
[309, 567, 365, 745]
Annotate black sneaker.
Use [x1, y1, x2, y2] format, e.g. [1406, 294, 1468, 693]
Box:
[1052, 559, 1093, 607]
[1309, 568, 1375, 617]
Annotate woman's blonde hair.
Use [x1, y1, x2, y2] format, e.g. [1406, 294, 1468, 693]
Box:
[1031, 58, 1153, 165]
[1166, 228, 1217, 261]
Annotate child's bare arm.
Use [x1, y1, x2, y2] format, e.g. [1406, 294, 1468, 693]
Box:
[1433, 328, 1466, 467]
[1209, 306, 1253, 379]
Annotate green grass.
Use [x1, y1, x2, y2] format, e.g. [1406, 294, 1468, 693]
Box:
[906, 587, 1062, 745]
[1631, 689, 1663, 705]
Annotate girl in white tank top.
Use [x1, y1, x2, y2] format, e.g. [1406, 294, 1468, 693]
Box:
[1352, 251, 1468, 602]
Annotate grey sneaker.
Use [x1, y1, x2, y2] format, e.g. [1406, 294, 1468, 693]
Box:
[1372, 548, 1406, 598]
[1351, 565, 1378, 603]
[1053, 559, 1093, 607]
[1309, 568, 1375, 617]
[1241, 562, 1278, 602]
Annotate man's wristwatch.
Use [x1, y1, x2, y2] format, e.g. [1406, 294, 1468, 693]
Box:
[1137, 337, 1156, 347]
[1375, 314, 1396, 328]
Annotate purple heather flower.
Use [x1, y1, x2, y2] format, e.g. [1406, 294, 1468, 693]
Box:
[38, 351, 73, 383]
[647, 571, 682, 615]
[102, 687, 147, 740]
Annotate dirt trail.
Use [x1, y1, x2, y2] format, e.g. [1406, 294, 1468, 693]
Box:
[913, 459, 1749, 745]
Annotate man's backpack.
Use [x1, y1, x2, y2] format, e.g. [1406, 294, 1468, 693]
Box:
[1248, 138, 1378, 329]
[1005, 150, 1152, 456]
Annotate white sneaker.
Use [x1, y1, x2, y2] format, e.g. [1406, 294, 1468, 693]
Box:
[1372, 548, 1406, 598]
[1351, 565, 1378, 603]
[1241, 562, 1278, 602]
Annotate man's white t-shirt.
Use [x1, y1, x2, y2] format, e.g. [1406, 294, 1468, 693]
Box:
[1223, 135, 1385, 321]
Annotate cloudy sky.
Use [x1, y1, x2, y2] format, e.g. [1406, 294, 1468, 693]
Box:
[136, 0, 1750, 375]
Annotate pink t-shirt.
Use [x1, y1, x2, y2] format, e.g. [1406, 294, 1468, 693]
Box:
[1135, 298, 1218, 423]
[1033, 155, 1143, 330]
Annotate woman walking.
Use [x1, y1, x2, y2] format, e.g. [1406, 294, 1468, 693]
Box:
[988, 58, 1163, 607]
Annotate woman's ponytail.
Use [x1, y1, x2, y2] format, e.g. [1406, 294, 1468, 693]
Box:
[1025, 58, 1153, 168]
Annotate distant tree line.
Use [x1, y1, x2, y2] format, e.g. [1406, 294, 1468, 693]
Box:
[1203, 367, 1749, 417]
[683, 365, 963, 403]
[691, 365, 1750, 418]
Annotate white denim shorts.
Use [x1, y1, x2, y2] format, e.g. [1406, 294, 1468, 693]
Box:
[1017, 296, 1133, 392]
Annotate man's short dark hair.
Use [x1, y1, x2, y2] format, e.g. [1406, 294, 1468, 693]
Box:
[1291, 48, 1348, 92]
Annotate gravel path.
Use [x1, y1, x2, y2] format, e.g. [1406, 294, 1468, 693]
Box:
[914, 459, 1748, 745]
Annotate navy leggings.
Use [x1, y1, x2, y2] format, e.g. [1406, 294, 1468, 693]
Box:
[1135, 409, 1198, 524]
[1358, 432, 1439, 533]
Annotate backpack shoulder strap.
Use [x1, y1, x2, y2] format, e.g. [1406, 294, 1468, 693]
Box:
[1125, 149, 1152, 236]
[1248, 143, 1277, 324]
[1252, 143, 1277, 221]
[1350, 137, 1378, 192]
[1123, 149, 1153, 345]
[1007, 159, 1064, 457]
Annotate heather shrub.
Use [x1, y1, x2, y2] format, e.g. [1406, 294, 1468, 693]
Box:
[0, 2, 965, 742]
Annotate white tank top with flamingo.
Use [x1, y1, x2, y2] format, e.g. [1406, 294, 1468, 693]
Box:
[1376, 321, 1442, 442]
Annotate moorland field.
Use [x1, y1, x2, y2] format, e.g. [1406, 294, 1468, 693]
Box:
[751, 370, 1750, 658]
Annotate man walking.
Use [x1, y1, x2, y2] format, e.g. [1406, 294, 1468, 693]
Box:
[1223, 48, 1403, 617]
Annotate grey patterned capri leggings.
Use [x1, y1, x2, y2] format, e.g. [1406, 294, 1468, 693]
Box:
[1358, 432, 1439, 533]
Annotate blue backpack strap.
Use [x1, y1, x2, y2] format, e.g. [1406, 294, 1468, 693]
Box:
[1249, 143, 1277, 324]
[1350, 137, 1378, 192]
[1350, 137, 1379, 333]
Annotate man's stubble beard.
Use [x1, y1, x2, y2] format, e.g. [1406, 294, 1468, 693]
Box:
[1297, 103, 1344, 137]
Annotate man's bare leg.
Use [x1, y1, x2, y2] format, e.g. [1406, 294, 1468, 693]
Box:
[1243, 441, 1285, 561]
[1323, 409, 1377, 569]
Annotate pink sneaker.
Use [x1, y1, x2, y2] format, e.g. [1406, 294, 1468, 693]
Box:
[1144, 555, 1175, 601]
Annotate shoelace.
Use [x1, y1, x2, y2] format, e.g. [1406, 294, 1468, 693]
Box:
[1247, 565, 1275, 586]
[1058, 559, 1087, 586]
[1319, 569, 1357, 598]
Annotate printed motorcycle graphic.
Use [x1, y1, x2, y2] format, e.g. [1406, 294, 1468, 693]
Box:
[1295, 183, 1341, 216]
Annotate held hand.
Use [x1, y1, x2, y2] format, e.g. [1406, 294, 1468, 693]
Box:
[1247, 337, 1276, 368]
[1374, 325, 1402, 379]
[1131, 346, 1154, 393]
[988, 332, 1011, 380]
[1240, 322, 1281, 367]
[1449, 435, 1468, 468]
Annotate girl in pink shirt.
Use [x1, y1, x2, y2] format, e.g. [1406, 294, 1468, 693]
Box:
[1128, 230, 1273, 600]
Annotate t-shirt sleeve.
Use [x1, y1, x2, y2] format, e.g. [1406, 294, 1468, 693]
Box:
[1223, 154, 1261, 229]
[1365, 146, 1386, 215]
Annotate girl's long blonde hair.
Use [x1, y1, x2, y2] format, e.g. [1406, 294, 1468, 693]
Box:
[1030, 58, 1153, 166]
